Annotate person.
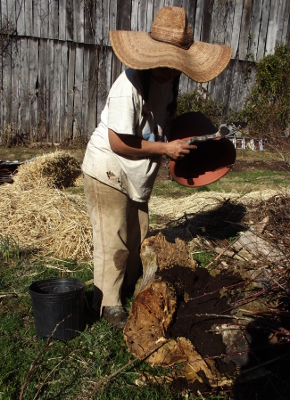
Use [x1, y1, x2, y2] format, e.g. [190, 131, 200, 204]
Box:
[82, 6, 232, 329]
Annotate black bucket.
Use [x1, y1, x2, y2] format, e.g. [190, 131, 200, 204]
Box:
[29, 277, 85, 341]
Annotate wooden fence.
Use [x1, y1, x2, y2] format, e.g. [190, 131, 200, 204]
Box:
[1, 0, 290, 143]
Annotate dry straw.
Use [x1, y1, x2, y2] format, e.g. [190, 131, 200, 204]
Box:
[0, 152, 93, 260]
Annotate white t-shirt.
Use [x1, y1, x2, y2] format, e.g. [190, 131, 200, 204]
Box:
[82, 69, 174, 202]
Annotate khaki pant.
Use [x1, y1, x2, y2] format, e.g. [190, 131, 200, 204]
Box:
[83, 173, 149, 310]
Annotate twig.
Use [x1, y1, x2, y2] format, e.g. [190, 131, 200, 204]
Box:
[33, 354, 70, 400]
[205, 235, 241, 269]
[19, 315, 71, 400]
[88, 338, 167, 398]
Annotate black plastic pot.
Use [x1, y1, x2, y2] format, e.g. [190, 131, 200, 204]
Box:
[29, 277, 85, 340]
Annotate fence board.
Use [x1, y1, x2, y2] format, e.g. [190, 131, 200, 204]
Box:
[73, 44, 84, 137]
[87, 47, 98, 137]
[138, 0, 148, 32]
[130, 0, 138, 30]
[84, 0, 96, 44]
[65, 0, 73, 41]
[201, 0, 213, 43]
[38, 38, 47, 138]
[32, 0, 41, 37]
[238, 0, 252, 60]
[48, 0, 58, 39]
[59, 41, 68, 141]
[11, 40, 20, 132]
[59, 0, 66, 41]
[73, 0, 84, 43]
[29, 38, 38, 140]
[15, 0, 25, 35]
[51, 41, 61, 141]
[46, 39, 54, 139]
[39, 0, 49, 38]
[194, 0, 204, 41]
[265, 0, 280, 55]
[248, 0, 263, 61]
[230, 0, 244, 59]
[19, 38, 30, 133]
[65, 42, 75, 140]
[257, 0, 270, 61]
[146, 0, 154, 32]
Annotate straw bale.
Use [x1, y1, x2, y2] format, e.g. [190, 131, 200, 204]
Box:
[0, 182, 93, 260]
[14, 151, 81, 189]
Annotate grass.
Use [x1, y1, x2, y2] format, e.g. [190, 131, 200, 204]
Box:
[0, 250, 184, 399]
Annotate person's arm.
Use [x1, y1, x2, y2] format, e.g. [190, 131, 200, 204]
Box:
[108, 129, 196, 161]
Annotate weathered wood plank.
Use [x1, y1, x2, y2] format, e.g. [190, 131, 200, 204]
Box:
[201, 0, 213, 43]
[24, 0, 33, 36]
[194, 0, 204, 41]
[95, 0, 104, 44]
[113, 0, 130, 80]
[146, 0, 154, 32]
[11, 40, 21, 134]
[210, 0, 226, 44]
[66, 0, 73, 41]
[280, 0, 290, 44]
[102, 0, 110, 46]
[49, 41, 61, 141]
[39, 0, 49, 38]
[230, 0, 244, 59]
[73, 44, 84, 137]
[15, 0, 25, 36]
[248, 0, 263, 61]
[19, 38, 30, 134]
[276, 0, 287, 44]
[96, 46, 109, 124]
[65, 42, 75, 140]
[59, 41, 68, 142]
[138, 0, 148, 32]
[29, 38, 38, 140]
[84, 0, 95, 44]
[32, 0, 41, 37]
[222, 0, 236, 47]
[73, 0, 84, 43]
[46, 39, 54, 140]
[131, 0, 138, 30]
[37, 38, 48, 139]
[2, 47, 12, 132]
[257, 0, 270, 60]
[265, 0, 280, 55]
[87, 46, 98, 137]
[59, 0, 67, 41]
[48, 0, 58, 40]
[239, 0, 252, 60]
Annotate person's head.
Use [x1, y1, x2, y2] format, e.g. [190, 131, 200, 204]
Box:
[109, 6, 232, 83]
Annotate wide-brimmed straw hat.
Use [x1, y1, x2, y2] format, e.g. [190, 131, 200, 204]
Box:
[109, 6, 232, 83]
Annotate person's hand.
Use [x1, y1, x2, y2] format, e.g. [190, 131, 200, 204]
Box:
[165, 140, 196, 160]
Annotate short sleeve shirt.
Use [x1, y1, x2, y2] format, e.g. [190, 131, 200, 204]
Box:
[82, 69, 174, 202]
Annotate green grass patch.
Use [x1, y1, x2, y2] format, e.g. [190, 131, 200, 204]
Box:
[0, 241, 185, 400]
[192, 251, 214, 267]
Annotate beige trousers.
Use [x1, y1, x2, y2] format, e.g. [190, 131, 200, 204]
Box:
[83, 173, 149, 309]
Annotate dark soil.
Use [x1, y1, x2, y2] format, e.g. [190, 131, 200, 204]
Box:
[155, 266, 242, 392]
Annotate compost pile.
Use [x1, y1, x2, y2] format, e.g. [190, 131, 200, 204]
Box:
[124, 193, 290, 399]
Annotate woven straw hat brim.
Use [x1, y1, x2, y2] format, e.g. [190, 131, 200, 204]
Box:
[109, 30, 232, 83]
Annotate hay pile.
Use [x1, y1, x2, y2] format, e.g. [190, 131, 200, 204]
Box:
[15, 151, 81, 189]
[0, 152, 93, 260]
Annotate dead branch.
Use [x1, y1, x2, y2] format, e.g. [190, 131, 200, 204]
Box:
[87, 338, 167, 398]
[19, 315, 72, 400]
